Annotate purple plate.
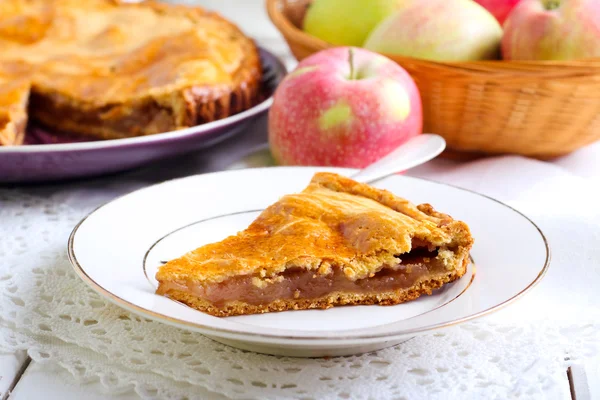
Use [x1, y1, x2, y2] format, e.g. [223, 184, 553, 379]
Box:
[0, 48, 286, 184]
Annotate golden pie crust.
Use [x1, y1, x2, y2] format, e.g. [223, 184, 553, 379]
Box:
[0, 0, 262, 144]
[0, 63, 30, 146]
[156, 172, 474, 317]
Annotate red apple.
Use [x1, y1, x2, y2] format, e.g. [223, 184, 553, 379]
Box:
[475, 0, 522, 25]
[268, 47, 422, 167]
[502, 0, 600, 60]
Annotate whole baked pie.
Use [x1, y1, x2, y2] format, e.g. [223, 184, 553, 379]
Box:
[156, 173, 474, 317]
[0, 0, 262, 145]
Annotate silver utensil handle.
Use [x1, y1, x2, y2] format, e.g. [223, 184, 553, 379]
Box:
[351, 134, 446, 184]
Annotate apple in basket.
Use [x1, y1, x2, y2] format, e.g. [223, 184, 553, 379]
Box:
[502, 0, 600, 60]
[268, 47, 422, 167]
[474, 0, 523, 24]
[363, 0, 503, 61]
[303, 0, 406, 46]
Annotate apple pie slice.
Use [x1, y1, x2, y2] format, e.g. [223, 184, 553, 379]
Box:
[156, 172, 474, 317]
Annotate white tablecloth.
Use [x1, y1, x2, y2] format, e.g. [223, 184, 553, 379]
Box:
[1, 1, 599, 399]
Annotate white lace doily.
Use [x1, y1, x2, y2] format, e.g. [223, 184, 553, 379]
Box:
[1, 156, 599, 399]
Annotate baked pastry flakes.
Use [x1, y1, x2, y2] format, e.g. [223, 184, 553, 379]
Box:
[0, 0, 262, 144]
[0, 63, 31, 146]
[156, 173, 474, 317]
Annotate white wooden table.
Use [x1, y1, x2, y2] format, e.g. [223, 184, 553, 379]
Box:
[1, 1, 598, 398]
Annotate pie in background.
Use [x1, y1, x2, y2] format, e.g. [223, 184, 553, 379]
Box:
[0, 0, 262, 145]
[156, 172, 474, 317]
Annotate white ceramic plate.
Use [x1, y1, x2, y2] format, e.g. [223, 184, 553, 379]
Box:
[68, 167, 550, 357]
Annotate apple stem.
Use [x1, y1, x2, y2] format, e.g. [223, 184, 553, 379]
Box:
[348, 48, 356, 80]
[544, 0, 560, 10]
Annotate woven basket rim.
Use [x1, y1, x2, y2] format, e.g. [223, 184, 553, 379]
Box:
[266, 0, 600, 71]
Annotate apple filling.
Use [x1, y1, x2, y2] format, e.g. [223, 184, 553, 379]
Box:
[158, 247, 457, 308]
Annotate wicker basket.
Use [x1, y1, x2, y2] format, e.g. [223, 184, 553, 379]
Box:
[267, 0, 600, 159]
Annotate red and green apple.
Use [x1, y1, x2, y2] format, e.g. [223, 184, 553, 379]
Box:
[502, 0, 600, 60]
[269, 47, 422, 167]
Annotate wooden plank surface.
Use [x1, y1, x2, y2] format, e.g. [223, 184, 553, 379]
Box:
[569, 360, 600, 400]
[585, 359, 600, 399]
[9, 361, 227, 400]
[9, 362, 139, 400]
[0, 352, 28, 400]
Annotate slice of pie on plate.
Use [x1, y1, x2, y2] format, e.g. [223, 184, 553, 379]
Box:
[156, 172, 474, 317]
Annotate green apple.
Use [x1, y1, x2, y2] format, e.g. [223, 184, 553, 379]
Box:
[304, 0, 406, 46]
[364, 0, 503, 61]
